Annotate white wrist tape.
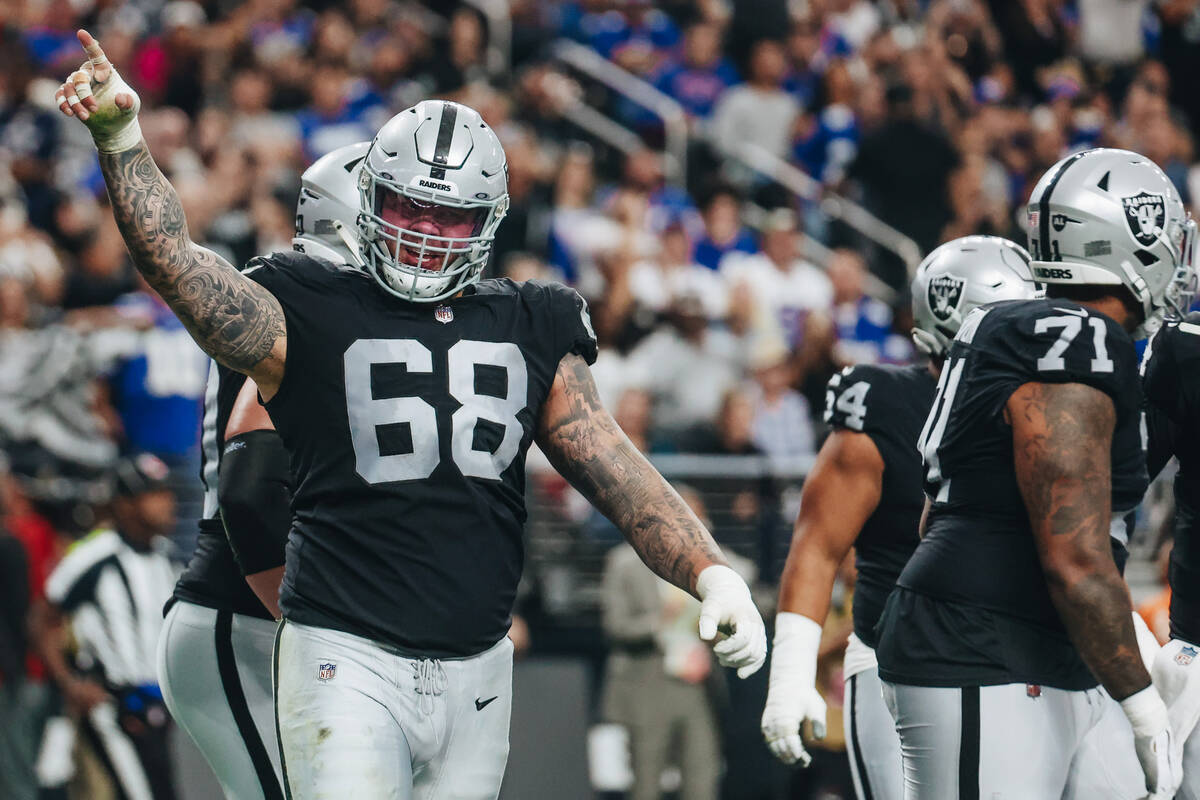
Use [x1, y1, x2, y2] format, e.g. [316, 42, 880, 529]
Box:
[769, 612, 822, 688]
[94, 118, 142, 154]
[1121, 684, 1169, 737]
[696, 564, 748, 600]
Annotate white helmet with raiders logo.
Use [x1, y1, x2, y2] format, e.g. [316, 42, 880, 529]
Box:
[294, 141, 369, 268]
[356, 100, 509, 302]
[1027, 147, 1196, 336]
[911, 235, 1041, 357]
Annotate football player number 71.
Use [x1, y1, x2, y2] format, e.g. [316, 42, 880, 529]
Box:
[920, 313, 1114, 494]
[344, 339, 528, 483]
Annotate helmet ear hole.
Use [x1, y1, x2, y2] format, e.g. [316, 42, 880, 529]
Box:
[1133, 249, 1159, 267]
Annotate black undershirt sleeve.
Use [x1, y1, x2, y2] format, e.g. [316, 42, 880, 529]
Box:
[218, 430, 292, 576]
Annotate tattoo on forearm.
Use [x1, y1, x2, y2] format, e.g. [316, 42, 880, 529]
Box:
[1013, 382, 1148, 699]
[99, 143, 284, 374]
[538, 355, 725, 590]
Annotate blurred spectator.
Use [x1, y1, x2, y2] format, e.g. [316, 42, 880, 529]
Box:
[720, 209, 832, 349]
[847, 82, 959, 282]
[988, 0, 1070, 100]
[746, 336, 815, 459]
[1077, 0, 1150, 70]
[296, 62, 379, 160]
[629, 217, 728, 322]
[582, 0, 681, 77]
[792, 59, 860, 185]
[600, 486, 749, 800]
[692, 185, 759, 272]
[710, 39, 801, 165]
[427, 7, 490, 92]
[677, 388, 762, 457]
[653, 20, 740, 122]
[34, 453, 180, 800]
[827, 248, 911, 366]
[0, 482, 33, 800]
[0, 41, 60, 231]
[624, 294, 747, 436]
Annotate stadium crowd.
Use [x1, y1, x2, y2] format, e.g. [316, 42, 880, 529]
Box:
[1, 0, 1198, 798]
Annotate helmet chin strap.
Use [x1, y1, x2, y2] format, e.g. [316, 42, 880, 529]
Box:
[333, 220, 366, 269]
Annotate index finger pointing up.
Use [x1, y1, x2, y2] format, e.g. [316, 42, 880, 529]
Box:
[76, 30, 111, 80]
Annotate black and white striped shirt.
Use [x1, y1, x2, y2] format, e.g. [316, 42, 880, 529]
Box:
[45, 530, 178, 688]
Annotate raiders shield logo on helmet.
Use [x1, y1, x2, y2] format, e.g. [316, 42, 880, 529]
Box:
[1121, 191, 1166, 247]
[928, 275, 966, 322]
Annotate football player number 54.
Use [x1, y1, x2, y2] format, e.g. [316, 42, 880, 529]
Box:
[343, 338, 528, 483]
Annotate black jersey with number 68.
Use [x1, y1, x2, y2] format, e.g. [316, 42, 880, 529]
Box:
[876, 298, 1146, 689]
[245, 251, 597, 657]
[1144, 311, 1200, 646]
[823, 364, 935, 648]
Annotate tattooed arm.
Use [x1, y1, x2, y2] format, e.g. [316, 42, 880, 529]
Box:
[536, 353, 726, 594]
[1009, 381, 1149, 700]
[99, 144, 286, 392]
[56, 31, 285, 395]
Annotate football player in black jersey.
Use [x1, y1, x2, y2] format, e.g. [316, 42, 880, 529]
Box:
[761, 236, 1039, 799]
[158, 141, 368, 800]
[874, 148, 1195, 798]
[59, 33, 766, 799]
[1143, 310, 1200, 799]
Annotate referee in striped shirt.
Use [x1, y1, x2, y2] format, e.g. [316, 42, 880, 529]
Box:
[34, 453, 180, 800]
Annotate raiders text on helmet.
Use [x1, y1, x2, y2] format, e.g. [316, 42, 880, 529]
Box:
[293, 141, 370, 268]
[911, 235, 1041, 357]
[357, 100, 509, 303]
[1026, 147, 1196, 336]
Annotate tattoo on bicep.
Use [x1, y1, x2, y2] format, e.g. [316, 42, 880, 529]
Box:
[539, 355, 723, 589]
[1013, 383, 1113, 552]
[99, 143, 284, 373]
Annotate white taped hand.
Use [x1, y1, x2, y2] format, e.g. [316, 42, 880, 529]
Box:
[696, 565, 767, 679]
[54, 30, 142, 153]
[761, 612, 826, 767]
[1122, 684, 1183, 799]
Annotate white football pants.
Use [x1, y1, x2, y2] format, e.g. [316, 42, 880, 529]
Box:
[881, 681, 1147, 799]
[844, 661, 902, 800]
[273, 619, 513, 800]
[157, 600, 284, 800]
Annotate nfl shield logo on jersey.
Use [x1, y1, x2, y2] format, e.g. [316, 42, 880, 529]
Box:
[317, 662, 337, 682]
[1121, 191, 1166, 247]
[434, 305, 454, 324]
[928, 275, 966, 322]
[1177, 646, 1197, 667]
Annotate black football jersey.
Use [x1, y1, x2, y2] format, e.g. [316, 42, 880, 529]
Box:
[823, 363, 935, 648]
[245, 252, 598, 657]
[876, 298, 1147, 689]
[1143, 311, 1200, 645]
[172, 362, 275, 619]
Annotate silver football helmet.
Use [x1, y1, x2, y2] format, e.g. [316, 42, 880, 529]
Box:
[294, 141, 369, 268]
[1027, 147, 1196, 336]
[912, 235, 1041, 357]
[356, 100, 509, 303]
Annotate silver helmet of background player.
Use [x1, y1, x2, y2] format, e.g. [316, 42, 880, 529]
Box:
[911, 235, 1042, 358]
[1026, 147, 1196, 337]
[294, 141, 370, 268]
[356, 100, 509, 303]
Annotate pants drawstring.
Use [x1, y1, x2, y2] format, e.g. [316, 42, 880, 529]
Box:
[413, 658, 446, 716]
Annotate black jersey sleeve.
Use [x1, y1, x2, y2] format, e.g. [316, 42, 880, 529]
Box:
[823, 365, 887, 436]
[528, 280, 599, 367]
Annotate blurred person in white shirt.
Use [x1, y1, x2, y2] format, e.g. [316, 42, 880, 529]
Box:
[746, 334, 815, 459]
[720, 208, 833, 347]
[629, 214, 728, 322]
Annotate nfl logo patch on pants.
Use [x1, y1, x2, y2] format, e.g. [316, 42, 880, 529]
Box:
[318, 663, 336, 682]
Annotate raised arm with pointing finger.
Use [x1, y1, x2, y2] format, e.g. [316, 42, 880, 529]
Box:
[55, 30, 287, 397]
